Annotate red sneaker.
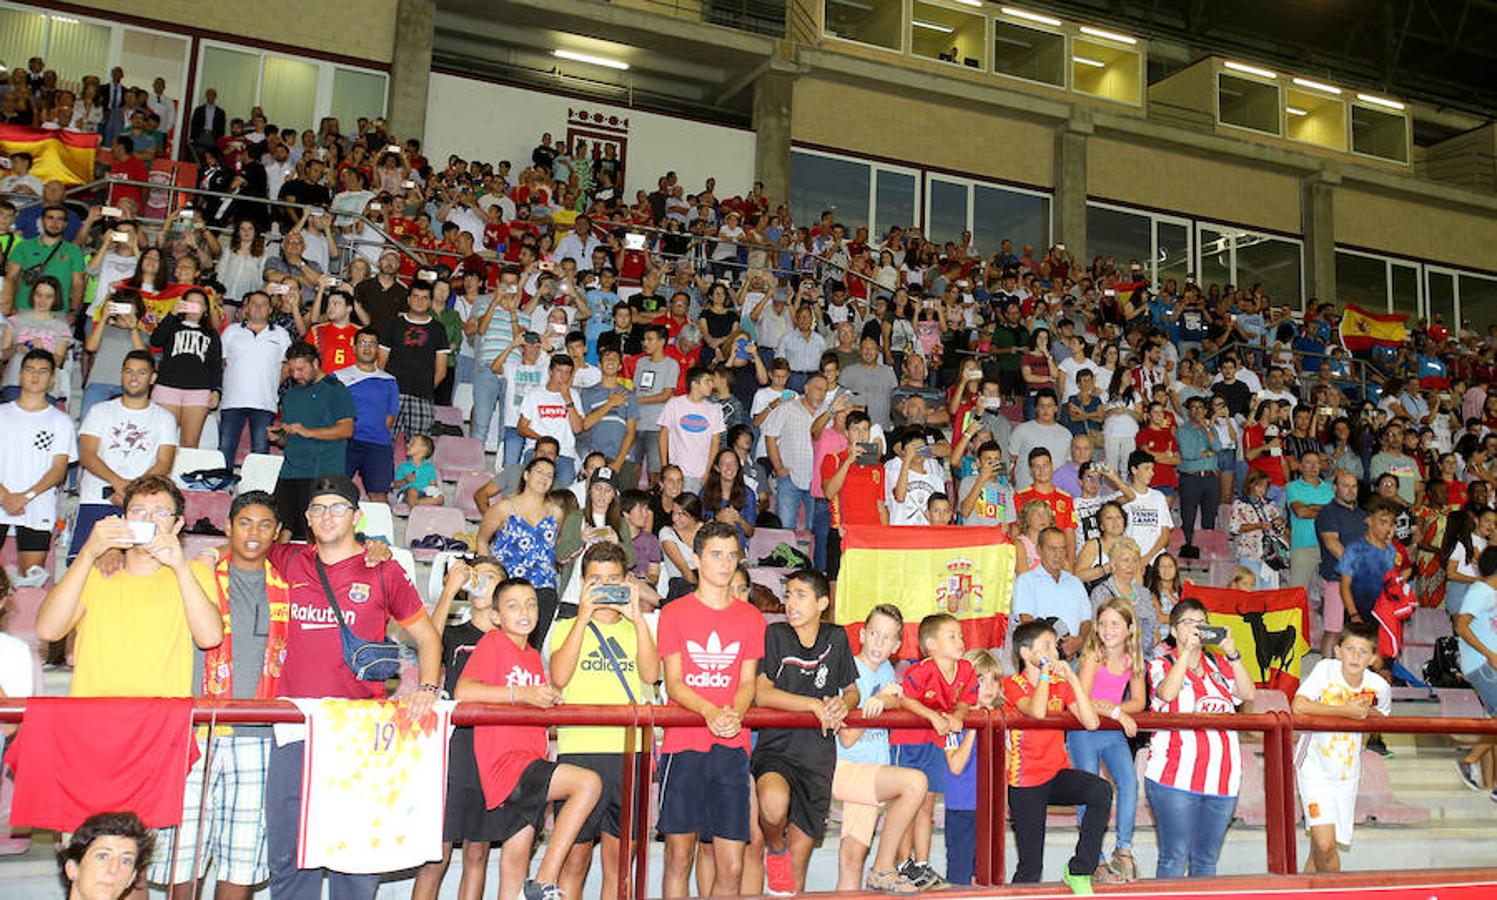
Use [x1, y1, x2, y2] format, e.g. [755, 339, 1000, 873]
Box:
[764, 844, 796, 896]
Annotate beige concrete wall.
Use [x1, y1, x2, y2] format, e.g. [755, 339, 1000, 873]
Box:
[1088, 136, 1302, 233]
[792, 76, 1055, 186]
[1335, 187, 1497, 269]
[85, 0, 399, 63]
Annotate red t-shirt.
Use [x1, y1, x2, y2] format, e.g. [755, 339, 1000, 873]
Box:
[891, 657, 979, 747]
[821, 450, 885, 528]
[1003, 673, 1076, 787]
[268, 544, 425, 700]
[1243, 424, 1286, 486]
[309, 322, 359, 372]
[665, 344, 702, 394]
[1135, 426, 1179, 490]
[656, 593, 766, 755]
[1014, 486, 1077, 530]
[467, 630, 549, 809]
[107, 156, 149, 206]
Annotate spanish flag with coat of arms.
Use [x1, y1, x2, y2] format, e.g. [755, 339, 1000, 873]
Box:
[835, 526, 1015, 659]
[1182, 583, 1310, 695]
[1339, 303, 1408, 352]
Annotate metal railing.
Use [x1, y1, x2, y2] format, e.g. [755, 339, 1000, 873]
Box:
[5, 698, 1494, 896]
[1201, 339, 1388, 402]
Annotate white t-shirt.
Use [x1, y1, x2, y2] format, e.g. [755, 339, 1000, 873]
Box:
[90, 250, 141, 313]
[0, 631, 34, 697]
[1122, 488, 1173, 562]
[1294, 658, 1391, 784]
[884, 456, 946, 526]
[0, 401, 77, 531]
[1058, 356, 1099, 401]
[518, 386, 581, 460]
[501, 357, 548, 428]
[220, 323, 293, 411]
[750, 387, 794, 457]
[1258, 388, 1299, 411]
[78, 399, 180, 504]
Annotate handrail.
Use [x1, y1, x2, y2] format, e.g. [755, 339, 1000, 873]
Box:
[1200, 338, 1387, 401]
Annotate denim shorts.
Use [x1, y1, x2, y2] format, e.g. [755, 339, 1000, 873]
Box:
[1468, 663, 1497, 717]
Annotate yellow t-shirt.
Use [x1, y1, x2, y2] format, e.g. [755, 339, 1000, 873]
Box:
[547, 615, 647, 754]
[71, 561, 216, 698]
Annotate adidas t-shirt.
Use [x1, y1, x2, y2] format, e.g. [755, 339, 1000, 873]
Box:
[548, 615, 648, 754]
[656, 593, 765, 755]
[751, 621, 857, 774]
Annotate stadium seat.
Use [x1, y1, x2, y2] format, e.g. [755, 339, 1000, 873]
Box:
[181, 534, 229, 561]
[1246, 689, 1291, 714]
[434, 405, 464, 428]
[238, 453, 284, 495]
[451, 382, 475, 419]
[182, 490, 233, 531]
[406, 506, 469, 562]
[357, 502, 396, 544]
[433, 436, 485, 481]
[1169, 528, 1230, 559]
[1408, 607, 1453, 645]
[455, 471, 497, 522]
[170, 447, 228, 489]
[1357, 749, 1432, 824]
[389, 546, 420, 593]
[1438, 688, 1484, 719]
[198, 410, 218, 453]
[6, 587, 47, 646]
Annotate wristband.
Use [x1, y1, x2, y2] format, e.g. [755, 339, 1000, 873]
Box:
[1108, 706, 1121, 721]
[1036, 672, 1051, 683]
[1225, 651, 1242, 662]
[419, 683, 440, 695]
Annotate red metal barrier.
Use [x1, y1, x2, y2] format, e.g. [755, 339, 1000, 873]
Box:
[3, 699, 1496, 896]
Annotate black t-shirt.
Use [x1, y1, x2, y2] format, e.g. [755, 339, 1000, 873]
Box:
[356, 277, 410, 335]
[441, 620, 486, 695]
[598, 325, 646, 358]
[630, 292, 667, 318]
[1211, 379, 1253, 419]
[750, 621, 857, 771]
[380, 314, 450, 398]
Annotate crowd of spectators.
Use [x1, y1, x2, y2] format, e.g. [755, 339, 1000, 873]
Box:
[1, 54, 1495, 899]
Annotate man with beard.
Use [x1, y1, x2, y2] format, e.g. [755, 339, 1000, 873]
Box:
[272, 343, 355, 541]
[5, 203, 86, 312]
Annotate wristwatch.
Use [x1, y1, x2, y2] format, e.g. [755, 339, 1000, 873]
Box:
[418, 682, 441, 695]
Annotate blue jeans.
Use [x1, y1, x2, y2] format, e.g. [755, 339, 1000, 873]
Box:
[471, 363, 506, 448]
[502, 426, 527, 469]
[776, 476, 813, 531]
[1066, 729, 1137, 850]
[812, 497, 831, 570]
[79, 382, 122, 422]
[1145, 778, 1236, 878]
[219, 407, 275, 462]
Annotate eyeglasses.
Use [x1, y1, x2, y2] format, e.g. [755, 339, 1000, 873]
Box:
[307, 502, 355, 519]
[125, 508, 177, 522]
[1176, 618, 1209, 629]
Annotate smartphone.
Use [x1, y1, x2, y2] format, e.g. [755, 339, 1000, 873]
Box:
[308, 206, 325, 217]
[1318, 406, 1332, 416]
[1197, 625, 1229, 644]
[856, 442, 880, 466]
[322, 275, 341, 287]
[965, 369, 981, 381]
[402, 180, 417, 190]
[386, 144, 403, 154]
[624, 233, 646, 251]
[915, 445, 932, 459]
[734, 337, 750, 361]
[179, 209, 195, 220]
[1056, 243, 1066, 251]
[101, 205, 123, 218]
[538, 261, 556, 273]
[369, 202, 382, 212]
[110, 231, 130, 243]
[550, 323, 567, 334]
[1103, 289, 1116, 297]
[108, 302, 134, 317]
[178, 300, 203, 315]
[267, 284, 291, 296]
[419, 270, 438, 282]
[595, 583, 631, 605]
[126, 520, 156, 545]
[780, 389, 795, 401]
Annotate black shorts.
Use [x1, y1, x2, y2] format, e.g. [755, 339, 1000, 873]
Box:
[826, 528, 844, 580]
[556, 752, 625, 844]
[0, 524, 51, 554]
[750, 751, 834, 840]
[273, 477, 315, 542]
[445, 730, 555, 845]
[657, 745, 751, 842]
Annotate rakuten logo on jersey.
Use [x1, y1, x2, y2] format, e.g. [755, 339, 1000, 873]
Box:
[684, 632, 739, 689]
[291, 602, 355, 627]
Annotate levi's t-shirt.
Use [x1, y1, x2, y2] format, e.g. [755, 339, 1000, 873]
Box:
[1003, 673, 1075, 787]
[467, 630, 549, 808]
[268, 544, 425, 700]
[656, 593, 766, 755]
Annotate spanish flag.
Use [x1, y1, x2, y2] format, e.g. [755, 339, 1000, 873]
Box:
[835, 525, 1016, 659]
[1339, 303, 1408, 352]
[1183, 583, 1310, 695]
[0, 125, 98, 185]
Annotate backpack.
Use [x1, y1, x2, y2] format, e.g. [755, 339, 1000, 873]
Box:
[1423, 635, 1468, 689]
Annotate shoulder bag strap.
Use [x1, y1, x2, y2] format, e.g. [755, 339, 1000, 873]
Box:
[314, 555, 359, 644]
[587, 621, 637, 704]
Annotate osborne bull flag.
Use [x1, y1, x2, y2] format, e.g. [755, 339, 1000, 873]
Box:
[834, 525, 1016, 658]
[1182, 583, 1311, 695]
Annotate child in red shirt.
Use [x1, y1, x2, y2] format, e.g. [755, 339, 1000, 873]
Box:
[1004, 620, 1119, 892]
[458, 578, 602, 900]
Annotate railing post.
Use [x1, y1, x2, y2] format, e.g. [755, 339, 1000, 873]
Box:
[616, 703, 638, 900]
[1278, 712, 1299, 874]
[990, 708, 1008, 885]
[1261, 711, 1290, 875]
[973, 710, 994, 885]
[633, 705, 654, 900]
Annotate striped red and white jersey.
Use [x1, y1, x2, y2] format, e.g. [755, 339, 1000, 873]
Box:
[1144, 650, 1243, 797]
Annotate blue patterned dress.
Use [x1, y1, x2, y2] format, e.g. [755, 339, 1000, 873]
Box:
[491, 514, 559, 590]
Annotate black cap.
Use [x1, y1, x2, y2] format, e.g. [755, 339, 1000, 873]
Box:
[309, 473, 360, 507]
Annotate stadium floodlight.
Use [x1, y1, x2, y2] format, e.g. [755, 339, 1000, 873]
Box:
[1073, 56, 1105, 68]
[1224, 60, 1277, 80]
[1357, 93, 1405, 111]
[1079, 25, 1137, 44]
[1292, 77, 1341, 95]
[553, 49, 630, 71]
[1000, 6, 1063, 27]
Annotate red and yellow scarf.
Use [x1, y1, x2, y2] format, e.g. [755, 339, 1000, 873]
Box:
[201, 554, 290, 699]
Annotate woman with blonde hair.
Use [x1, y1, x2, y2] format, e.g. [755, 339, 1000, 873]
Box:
[1088, 537, 1160, 655]
[1070, 596, 1147, 881]
[1014, 499, 1055, 575]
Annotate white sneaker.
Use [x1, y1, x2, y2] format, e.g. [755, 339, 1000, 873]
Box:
[13, 565, 49, 588]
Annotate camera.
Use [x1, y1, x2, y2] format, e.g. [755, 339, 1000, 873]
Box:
[126, 521, 157, 544]
[1197, 625, 1229, 645]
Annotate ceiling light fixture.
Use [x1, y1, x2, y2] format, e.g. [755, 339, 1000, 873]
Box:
[1357, 92, 1405, 111]
[949, 0, 983, 6]
[1073, 55, 1105, 68]
[553, 49, 629, 71]
[1000, 6, 1062, 27]
[1291, 77, 1341, 95]
[1079, 25, 1136, 44]
[1224, 60, 1276, 79]
[912, 18, 955, 32]
[1286, 106, 1308, 116]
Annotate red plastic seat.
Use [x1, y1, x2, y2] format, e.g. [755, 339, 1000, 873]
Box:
[405, 506, 469, 562]
[182, 490, 233, 531]
[432, 437, 483, 482]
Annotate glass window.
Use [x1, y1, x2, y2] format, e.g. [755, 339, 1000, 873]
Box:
[46, 16, 111, 86]
[973, 186, 1048, 259]
[823, 0, 902, 51]
[1459, 274, 1497, 337]
[1218, 73, 1280, 135]
[1071, 38, 1141, 105]
[330, 68, 387, 132]
[1235, 235, 1302, 307]
[790, 151, 871, 233]
[258, 56, 318, 134]
[1390, 262, 1419, 321]
[199, 45, 260, 125]
[1427, 270, 1456, 334]
[1285, 88, 1346, 151]
[910, 2, 985, 70]
[118, 29, 189, 98]
[1156, 220, 1191, 289]
[1351, 104, 1409, 163]
[928, 178, 969, 246]
[1198, 227, 1233, 288]
[0, 10, 48, 79]
[993, 21, 1065, 87]
[873, 169, 916, 240]
[1335, 252, 1389, 311]
[1086, 205, 1150, 272]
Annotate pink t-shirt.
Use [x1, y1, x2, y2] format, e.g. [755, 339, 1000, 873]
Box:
[657, 395, 725, 480]
[656, 592, 766, 754]
[810, 427, 849, 499]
